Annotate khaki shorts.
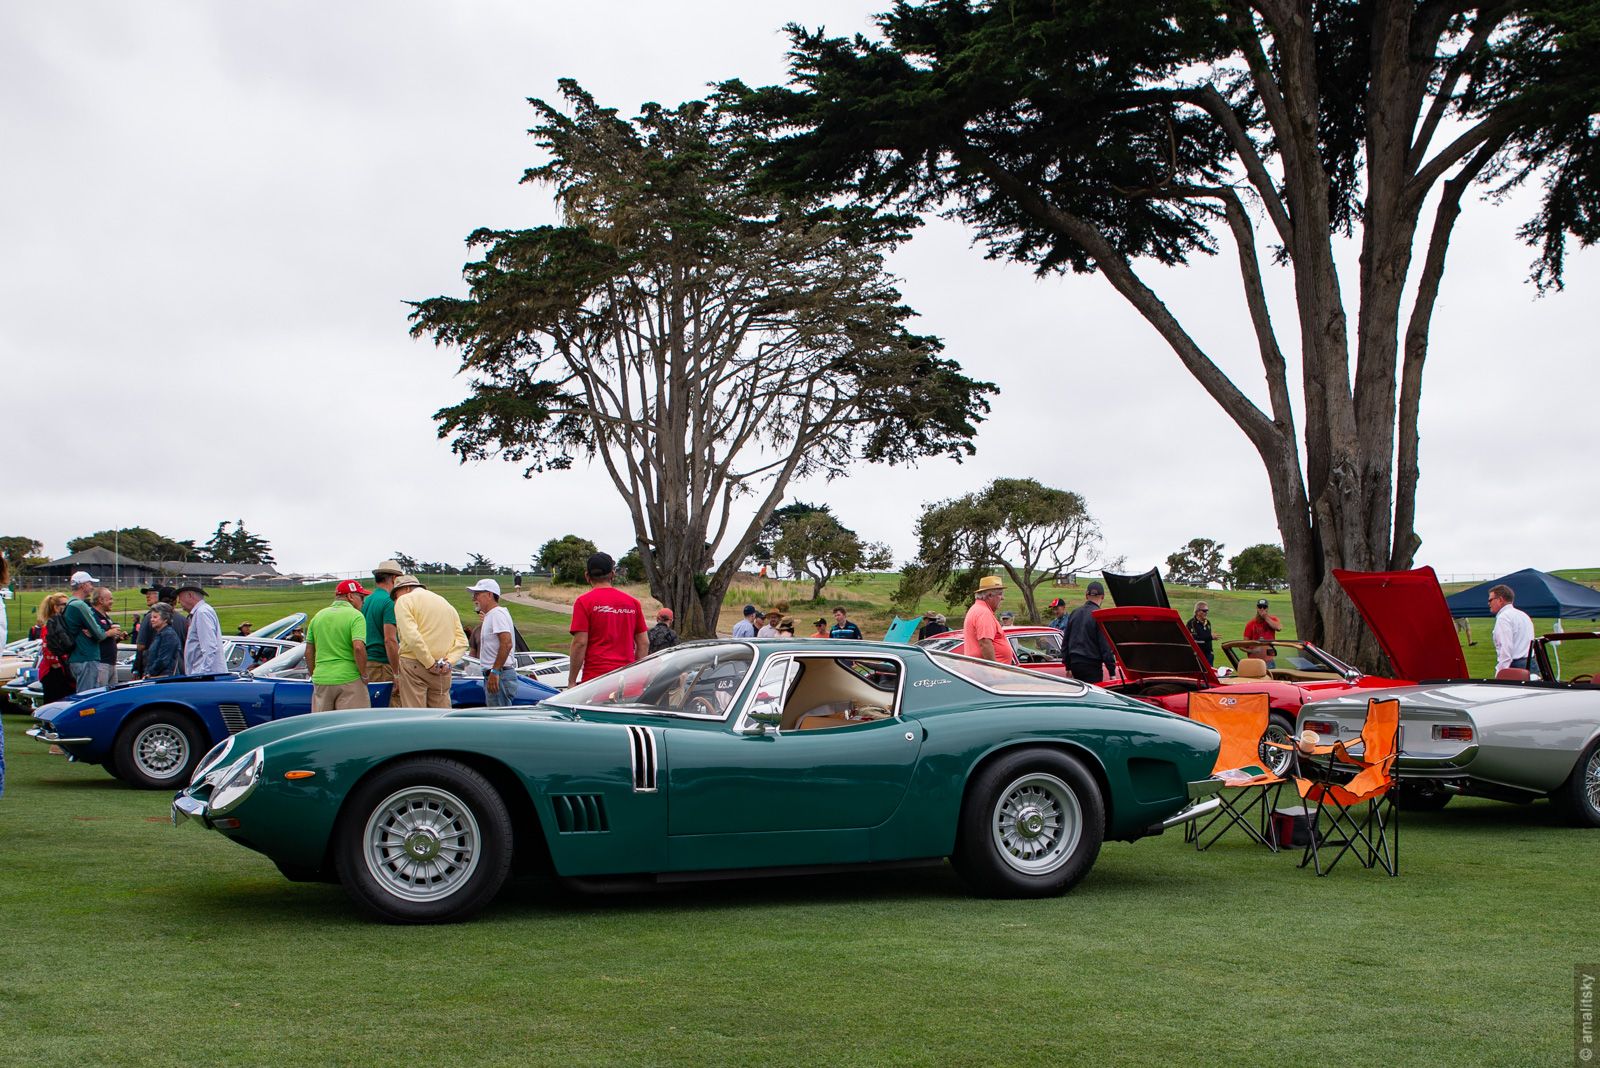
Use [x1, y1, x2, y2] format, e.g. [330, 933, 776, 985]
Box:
[312, 681, 372, 712]
[363, 661, 395, 683]
[395, 658, 452, 709]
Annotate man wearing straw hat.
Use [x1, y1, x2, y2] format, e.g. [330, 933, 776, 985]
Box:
[961, 575, 1014, 665]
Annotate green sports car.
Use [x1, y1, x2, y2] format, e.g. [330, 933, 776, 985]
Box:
[173, 639, 1222, 923]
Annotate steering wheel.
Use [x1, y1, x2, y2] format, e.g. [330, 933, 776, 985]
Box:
[688, 694, 720, 716]
[1570, 673, 1594, 685]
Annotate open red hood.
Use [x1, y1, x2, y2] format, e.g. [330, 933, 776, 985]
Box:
[1093, 606, 1219, 685]
[1332, 567, 1468, 681]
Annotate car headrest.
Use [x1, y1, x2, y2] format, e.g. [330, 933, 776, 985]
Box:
[1235, 658, 1268, 679]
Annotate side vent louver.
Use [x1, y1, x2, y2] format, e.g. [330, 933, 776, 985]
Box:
[626, 725, 658, 792]
[219, 704, 247, 735]
[551, 794, 609, 834]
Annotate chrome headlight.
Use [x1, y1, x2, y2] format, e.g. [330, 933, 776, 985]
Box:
[209, 748, 264, 815]
[190, 737, 236, 786]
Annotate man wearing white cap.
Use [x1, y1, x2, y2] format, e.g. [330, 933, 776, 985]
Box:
[64, 570, 124, 690]
[468, 578, 517, 706]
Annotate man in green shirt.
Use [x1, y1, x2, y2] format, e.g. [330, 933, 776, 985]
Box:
[361, 560, 402, 683]
[304, 580, 371, 711]
[64, 569, 124, 691]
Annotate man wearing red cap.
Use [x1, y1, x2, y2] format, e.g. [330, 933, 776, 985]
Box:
[647, 606, 679, 653]
[304, 579, 372, 711]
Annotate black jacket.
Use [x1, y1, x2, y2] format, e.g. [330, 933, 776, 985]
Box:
[1063, 601, 1115, 669]
[1186, 616, 1214, 665]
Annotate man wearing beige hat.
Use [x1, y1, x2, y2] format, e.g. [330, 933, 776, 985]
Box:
[362, 560, 403, 683]
[390, 575, 468, 707]
[961, 575, 1015, 665]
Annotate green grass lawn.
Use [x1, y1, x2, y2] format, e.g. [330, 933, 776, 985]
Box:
[0, 710, 1594, 1066]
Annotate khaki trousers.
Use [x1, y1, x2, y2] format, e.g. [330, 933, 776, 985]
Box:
[363, 661, 395, 683]
[312, 681, 372, 712]
[395, 658, 452, 708]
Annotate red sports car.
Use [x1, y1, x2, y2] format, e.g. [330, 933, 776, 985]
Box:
[918, 625, 1068, 678]
[1092, 606, 1408, 772]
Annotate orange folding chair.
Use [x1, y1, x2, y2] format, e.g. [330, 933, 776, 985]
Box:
[1294, 697, 1401, 875]
[1186, 691, 1285, 851]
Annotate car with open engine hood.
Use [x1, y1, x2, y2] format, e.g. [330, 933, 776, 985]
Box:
[1295, 567, 1600, 824]
[1091, 606, 1407, 774]
[171, 638, 1223, 924]
[27, 648, 556, 789]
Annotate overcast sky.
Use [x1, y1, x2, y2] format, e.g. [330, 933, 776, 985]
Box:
[5, 1, 1596, 581]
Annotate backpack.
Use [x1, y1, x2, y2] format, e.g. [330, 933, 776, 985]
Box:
[45, 611, 77, 657]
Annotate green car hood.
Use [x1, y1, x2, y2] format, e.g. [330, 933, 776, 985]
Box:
[228, 704, 574, 750]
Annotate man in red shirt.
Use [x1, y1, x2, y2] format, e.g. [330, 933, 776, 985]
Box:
[568, 552, 648, 686]
[960, 575, 1015, 665]
[1242, 598, 1283, 666]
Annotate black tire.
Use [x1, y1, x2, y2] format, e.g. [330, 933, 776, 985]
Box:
[335, 757, 514, 923]
[113, 708, 203, 789]
[1260, 713, 1295, 777]
[1554, 738, 1600, 828]
[951, 748, 1104, 898]
[1396, 781, 1454, 812]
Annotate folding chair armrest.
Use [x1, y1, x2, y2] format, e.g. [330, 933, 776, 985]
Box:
[1331, 740, 1371, 767]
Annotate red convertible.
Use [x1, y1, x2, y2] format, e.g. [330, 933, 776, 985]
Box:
[1092, 606, 1407, 772]
[918, 626, 1068, 678]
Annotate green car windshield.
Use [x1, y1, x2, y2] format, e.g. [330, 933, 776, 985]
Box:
[546, 643, 757, 717]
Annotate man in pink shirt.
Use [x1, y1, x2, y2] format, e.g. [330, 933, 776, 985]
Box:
[568, 552, 649, 686]
[961, 575, 1015, 665]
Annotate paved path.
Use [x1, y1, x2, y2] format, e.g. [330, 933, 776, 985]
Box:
[500, 590, 576, 614]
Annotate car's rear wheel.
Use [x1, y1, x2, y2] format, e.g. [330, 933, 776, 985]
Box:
[336, 757, 513, 923]
[1260, 713, 1294, 777]
[1554, 739, 1600, 828]
[114, 709, 202, 789]
[952, 749, 1104, 897]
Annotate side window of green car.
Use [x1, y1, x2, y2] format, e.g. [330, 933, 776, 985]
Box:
[744, 657, 798, 728]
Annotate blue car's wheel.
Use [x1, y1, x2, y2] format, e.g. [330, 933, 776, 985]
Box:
[953, 748, 1104, 897]
[114, 709, 202, 789]
[336, 757, 514, 923]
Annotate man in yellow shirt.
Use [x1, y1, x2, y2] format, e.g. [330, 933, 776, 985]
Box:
[390, 574, 469, 708]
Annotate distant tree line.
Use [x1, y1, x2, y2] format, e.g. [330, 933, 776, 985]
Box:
[1, 520, 278, 573]
[1165, 538, 1288, 591]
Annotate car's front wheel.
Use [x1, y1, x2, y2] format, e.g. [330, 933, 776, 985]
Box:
[1554, 739, 1600, 828]
[114, 709, 202, 789]
[335, 757, 513, 923]
[952, 748, 1104, 897]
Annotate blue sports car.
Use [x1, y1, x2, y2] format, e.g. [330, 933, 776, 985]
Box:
[26, 648, 556, 788]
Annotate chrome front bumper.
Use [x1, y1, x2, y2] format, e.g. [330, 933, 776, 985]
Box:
[25, 726, 92, 746]
[171, 794, 208, 826]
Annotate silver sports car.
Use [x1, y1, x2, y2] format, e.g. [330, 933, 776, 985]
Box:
[1295, 568, 1600, 825]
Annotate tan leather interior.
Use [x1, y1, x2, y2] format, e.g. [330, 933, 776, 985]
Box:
[1220, 657, 1268, 683]
[779, 658, 900, 730]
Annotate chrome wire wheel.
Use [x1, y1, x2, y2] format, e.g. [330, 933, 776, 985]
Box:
[363, 786, 483, 903]
[990, 772, 1083, 876]
[1260, 720, 1293, 776]
[132, 722, 189, 781]
[1585, 747, 1600, 814]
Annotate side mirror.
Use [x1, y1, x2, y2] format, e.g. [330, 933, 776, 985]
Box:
[739, 721, 771, 737]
